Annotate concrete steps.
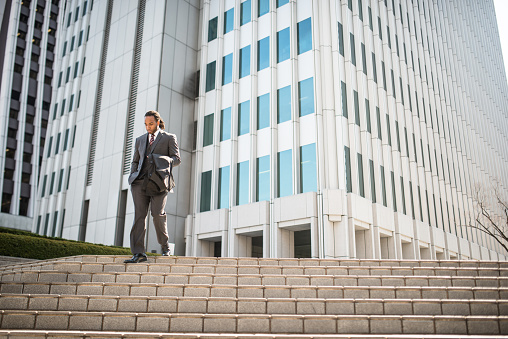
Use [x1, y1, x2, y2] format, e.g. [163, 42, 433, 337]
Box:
[0, 255, 506, 337]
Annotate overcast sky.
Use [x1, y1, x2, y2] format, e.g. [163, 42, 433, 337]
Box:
[493, 0, 508, 81]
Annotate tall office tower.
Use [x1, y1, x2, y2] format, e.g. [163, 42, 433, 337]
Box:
[0, 0, 61, 231]
[33, 0, 197, 255]
[185, 0, 508, 260]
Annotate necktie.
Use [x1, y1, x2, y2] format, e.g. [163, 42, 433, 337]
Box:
[150, 134, 154, 146]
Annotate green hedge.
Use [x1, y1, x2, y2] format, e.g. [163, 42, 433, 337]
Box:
[0, 227, 156, 260]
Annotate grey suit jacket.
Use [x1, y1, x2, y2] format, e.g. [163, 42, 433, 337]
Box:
[128, 130, 181, 186]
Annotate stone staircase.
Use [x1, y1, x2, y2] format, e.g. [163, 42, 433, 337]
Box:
[0, 255, 507, 338]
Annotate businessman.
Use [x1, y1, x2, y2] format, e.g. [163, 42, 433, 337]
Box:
[125, 110, 181, 263]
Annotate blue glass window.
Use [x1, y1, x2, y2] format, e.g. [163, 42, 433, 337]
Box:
[237, 161, 249, 205]
[220, 107, 231, 141]
[298, 77, 314, 117]
[297, 18, 312, 54]
[205, 61, 216, 92]
[256, 155, 270, 201]
[277, 85, 291, 123]
[257, 93, 270, 130]
[258, 37, 269, 71]
[218, 166, 230, 209]
[277, 27, 290, 63]
[241, 0, 251, 25]
[300, 143, 317, 193]
[240, 45, 251, 78]
[259, 0, 269, 17]
[277, 149, 292, 197]
[222, 53, 233, 85]
[203, 113, 214, 147]
[277, 0, 289, 7]
[224, 8, 234, 34]
[200, 171, 212, 212]
[238, 100, 250, 135]
[208, 17, 218, 42]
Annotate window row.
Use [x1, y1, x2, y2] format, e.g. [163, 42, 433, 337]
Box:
[36, 209, 66, 238]
[205, 17, 312, 92]
[52, 91, 81, 122]
[45, 126, 77, 159]
[66, 0, 89, 28]
[204, 78, 314, 146]
[40, 166, 72, 198]
[58, 59, 85, 87]
[200, 143, 317, 212]
[61, 26, 89, 57]
[208, 0, 291, 42]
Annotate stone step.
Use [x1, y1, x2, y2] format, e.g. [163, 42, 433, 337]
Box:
[0, 310, 507, 335]
[1, 293, 506, 316]
[3, 270, 508, 287]
[1, 281, 506, 299]
[4, 261, 507, 277]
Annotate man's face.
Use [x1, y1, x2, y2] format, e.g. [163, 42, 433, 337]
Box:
[145, 116, 159, 134]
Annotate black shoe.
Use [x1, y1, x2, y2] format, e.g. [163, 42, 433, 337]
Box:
[124, 253, 147, 263]
[162, 246, 170, 256]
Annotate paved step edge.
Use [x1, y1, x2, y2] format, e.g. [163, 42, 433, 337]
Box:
[0, 310, 507, 335]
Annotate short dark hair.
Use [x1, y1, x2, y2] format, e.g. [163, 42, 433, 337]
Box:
[145, 110, 165, 130]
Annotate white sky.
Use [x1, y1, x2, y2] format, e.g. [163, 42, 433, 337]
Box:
[493, 0, 508, 81]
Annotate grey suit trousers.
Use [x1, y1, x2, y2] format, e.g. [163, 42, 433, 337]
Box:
[130, 181, 169, 254]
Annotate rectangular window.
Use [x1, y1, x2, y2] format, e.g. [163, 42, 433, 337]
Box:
[365, 99, 371, 133]
[376, 107, 382, 140]
[348, 0, 352, 11]
[341, 81, 348, 118]
[70, 36, 75, 51]
[78, 91, 82, 108]
[49, 172, 56, 195]
[369, 159, 376, 203]
[404, 127, 409, 157]
[55, 133, 61, 155]
[338, 22, 344, 56]
[220, 107, 231, 141]
[203, 113, 214, 147]
[83, 1, 88, 15]
[78, 30, 83, 46]
[387, 26, 391, 48]
[368, 7, 373, 30]
[297, 18, 312, 54]
[358, 153, 364, 197]
[412, 133, 418, 163]
[386, 114, 391, 146]
[44, 213, 50, 235]
[69, 94, 74, 112]
[224, 8, 234, 34]
[358, 0, 363, 20]
[399, 77, 404, 105]
[239, 45, 251, 78]
[258, 37, 269, 71]
[238, 100, 250, 135]
[53, 104, 58, 120]
[395, 121, 401, 151]
[300, 143, 317, 193]
[62, 41, 67, 57]
[378, 17, 383, 40]
[298, 77, 314, 117]
[350, 33, 356, 66]
[58, 72, 62, 87]
[380, 166, 387, 207]
[277, 27, 290, 63]
[353, 90, 360, 126]
[277, 0, 289, 7]
[200, 171, 212, 212]
[218, 166, 230, 209]
[74, 62, 79, 78]
[75, 7, 80, 21]
[205, 61, 216, 92]
[51, 211, 59, 237]
[344, 146, 352, 193]
[381, 61, 386, 90]
[82, 57, 86, 74]
[372, 52, 377, 83]
[63, 129, 70, 151]
[241, 0, 251, 25]
[277, 149, 292, 197]
[66, 67, 71, 83]
[222, 53, 233, 85]
[256, 156, 270, 201]
[395, 34, 400, 56]
[361, 43, 367, 75]
[208, 17, 218, 42]
[67, 13, 72, 27]
[277, 85, 291, 123]
[66, 166, 72, 190]
[410, 182, 415, 220]
[41, 175, 47, 197]
[391, 70, 396, 98]
[400, 176, 406, 214]
[47, 137, 53, 158]
[58, 168, 64, 192]
[257, 93, 270, 130]
[391, 171, 397, 212]
[237, 161, 249, 205]
[61, 99, 66, 116]
[259, 0, 269, 17]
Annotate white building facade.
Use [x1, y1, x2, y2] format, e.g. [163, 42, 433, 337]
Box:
[0, 0, 61, 231]
[185, 0, 508, 260]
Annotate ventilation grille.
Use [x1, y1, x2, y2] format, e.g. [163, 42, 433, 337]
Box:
[122, 0, 146, 175]
[86, 0, 114, 186]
